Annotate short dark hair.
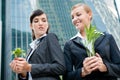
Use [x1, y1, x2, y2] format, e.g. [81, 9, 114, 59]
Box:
[30, 9, 44, 23]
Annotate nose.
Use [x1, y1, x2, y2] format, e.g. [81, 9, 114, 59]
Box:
[72, 16, 78, 25]
[38, 20, 43, 25]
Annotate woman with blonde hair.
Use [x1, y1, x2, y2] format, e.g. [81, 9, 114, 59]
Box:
[63, 3, 120, 80]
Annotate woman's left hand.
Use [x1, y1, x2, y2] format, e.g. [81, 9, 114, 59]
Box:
[15, 58, 31, 73]
[95, 53, 107, 72]
[9, 59, 17, 73]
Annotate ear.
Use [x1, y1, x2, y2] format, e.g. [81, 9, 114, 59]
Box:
[30, 24, 33, 29]
[88, 11, 92, 20]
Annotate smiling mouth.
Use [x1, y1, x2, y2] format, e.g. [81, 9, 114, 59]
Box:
[39, 27, 44, 29]
[75, 20, 82, 26]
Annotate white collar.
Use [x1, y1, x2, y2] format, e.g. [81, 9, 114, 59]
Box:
[70, 32, 84, 40]
[29, 34, 47, 49]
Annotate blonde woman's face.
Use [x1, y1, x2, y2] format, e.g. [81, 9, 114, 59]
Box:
[30, 14, 48, 38]
[71, 6, 92, 32]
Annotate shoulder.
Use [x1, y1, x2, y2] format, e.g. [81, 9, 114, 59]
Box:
[47, 33, 57, 37]
[46, 33, 59, 43]
[98, 32, 115, 44]
[103, 32, 113, 39]
[47, 33, 58, 39]
[64, 37, 76, 48]
[70, 36, 77, 40]
[70, 32, 79, 40]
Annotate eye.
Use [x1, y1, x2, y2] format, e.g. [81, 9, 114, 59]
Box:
[42, 18, 47, 22]
[33, 19, 38, 23]
[71, 15, 74, 19]
[76, 13, 81, 16]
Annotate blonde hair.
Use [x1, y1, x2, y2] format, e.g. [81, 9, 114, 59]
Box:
[71, 3, 92, 20]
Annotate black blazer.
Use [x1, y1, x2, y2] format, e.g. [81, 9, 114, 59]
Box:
[19, 33, 66, 80]
[63, 32, 120, 80]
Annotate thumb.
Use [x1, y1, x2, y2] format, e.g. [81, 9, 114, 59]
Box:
[15, 57, 25, 61]
[95, 53, 101, 57]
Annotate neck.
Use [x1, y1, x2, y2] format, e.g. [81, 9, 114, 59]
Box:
[80, 31, 86, 39]
[35, 34, 44, 39]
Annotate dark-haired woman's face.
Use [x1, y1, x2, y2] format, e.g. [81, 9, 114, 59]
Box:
[30, 13, 49, 39]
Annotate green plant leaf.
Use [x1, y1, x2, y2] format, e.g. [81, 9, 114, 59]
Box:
[84, 24, 104, 57]
[12, 48, 26, 58]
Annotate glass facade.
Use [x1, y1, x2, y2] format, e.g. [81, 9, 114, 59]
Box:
[1, 0, 120, 80]
[115, 0, 120, 21]
[0, 21, 1, 80]
[11, 0, 32, 51]
[0, 0, 1, 79]
[36, 0, 120, 49]
[3, 0, 33, 80]
[36, 0, 84, 48]
[90, 0, 120, 48]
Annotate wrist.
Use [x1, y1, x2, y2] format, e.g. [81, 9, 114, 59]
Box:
[20, 72, 27, 78]
[81, 68, 86, 77]
[27, 64, 31, 72]
[101, 64, 107, 72]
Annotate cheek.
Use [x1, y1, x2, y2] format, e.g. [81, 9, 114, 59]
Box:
[45, 26, 49, 32]
[32, 26, 39, 33]
[45, 23, 49, 29]
[84, 18, 91, 26]
[32, 25, 37, 30]
[85, 14, 91, 22]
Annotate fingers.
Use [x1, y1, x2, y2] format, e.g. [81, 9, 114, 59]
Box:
[9, 59, 27, 73]
[16, 60, 28, 68]
[16, 60, 30, 72]
[15, 57, 25, 61]
[83, 56, 99, 69]
[9, 60, 17, 72]
[16, 67, 24, 73]
[83, 56, 99, 74]
[16, 60, 26, 65]
[95, 53, 101, 57]
[84, 56, 98, 65]
[83, 53, 107, 73]
[10, 58, 30, 74]
[95, 53, 107, 72]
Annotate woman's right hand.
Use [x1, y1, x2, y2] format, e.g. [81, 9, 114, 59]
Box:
[14, 58, 31, 74]
[9, 59, 17, 73]
[9, 58, 28, 78]
[82, 56, 99, 77]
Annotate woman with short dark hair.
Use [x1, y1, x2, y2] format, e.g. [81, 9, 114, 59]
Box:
[10, 9, 66, 80]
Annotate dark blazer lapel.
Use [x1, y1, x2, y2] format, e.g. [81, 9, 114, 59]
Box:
[26, 37, 46, 61]
[73, 37, 86, 49]
[26, 40, 42, 61]
[26, 48, 32, 60]
[26, 48, 36, 61]
[94, 34, 105, 48]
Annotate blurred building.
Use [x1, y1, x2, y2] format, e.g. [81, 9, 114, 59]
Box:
[0, 0, 120, 80]
[90, 0, 120, 49]
[1, 0, 33, 80]
[0, 0, 2, 79]
[36, 0, 120, 48]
